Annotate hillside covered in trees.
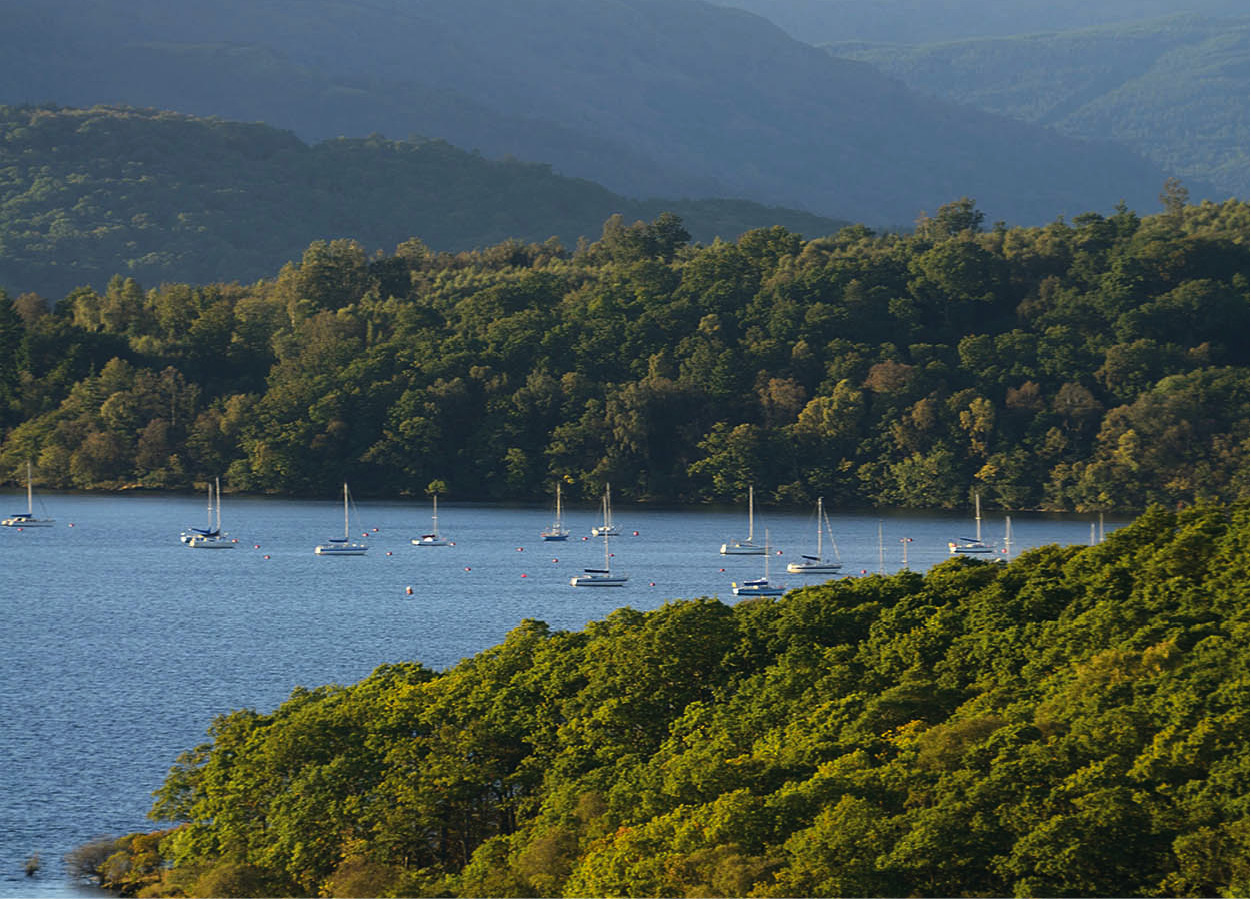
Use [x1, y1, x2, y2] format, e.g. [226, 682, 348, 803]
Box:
[74, 501, 1249, 897]
[0, 105, 846, 298]
[827, 12, 1249, 198]
[0, 0, 1185, 227]
[0, 194, 1246, 512]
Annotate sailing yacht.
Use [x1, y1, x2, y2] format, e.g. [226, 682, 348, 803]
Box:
[720, 485, 766, 554]
[180, 481, 218, 544]
[948, 491, 994, 554]
[412, 493, 450, 546]
[541, 481, 570, 541]
[732, 529, 785, 596]
[571, 531, 628, 586]
[787, 497, 842, 575]
[2, 461, 55, 527]
[186, 478, 235, 548]
[590, 484, 619, 537]
[315, 483, 368, 555]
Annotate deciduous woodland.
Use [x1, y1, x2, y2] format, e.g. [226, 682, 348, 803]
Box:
[2, 197, 1247, 512]
[73, 502, 1248, 897]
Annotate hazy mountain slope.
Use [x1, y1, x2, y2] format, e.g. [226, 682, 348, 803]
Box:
[0, 0, 1187, 227]
[828, 15, 1249, 198]
[0, 105, 848, 298]
[711, 0, 1245, 42]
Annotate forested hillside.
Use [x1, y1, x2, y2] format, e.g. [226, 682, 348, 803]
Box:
[75, 502, 1249, 897]
[0, 105, 846, 298]
[0, 0, 1181, 226]
[828, 13, 1249, 198]
[1, 194, 1246, 512]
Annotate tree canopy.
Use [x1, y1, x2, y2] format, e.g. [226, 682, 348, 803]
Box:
[78, 501, 1249, 897]
[2, 195, 1245, 512]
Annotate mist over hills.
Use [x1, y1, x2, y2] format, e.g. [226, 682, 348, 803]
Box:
[826, 13, 1249, 199]
[0, 0, 1200, 229]
[0, 104, 849, 298]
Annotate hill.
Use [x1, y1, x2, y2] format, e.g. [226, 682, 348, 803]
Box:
[75, 502, 1250, 897]
[826, 14, 1249, 200]
[712, 0, 1245, 42]
[0, 0, 1196, 228]
[0, 105, 847, 298]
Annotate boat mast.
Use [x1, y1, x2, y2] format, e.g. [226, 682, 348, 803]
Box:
[432, 493, 439, 537]
[974, 491, 982, 543]
[215, 477, 222, 531]
[747, 485, 755, 543]
[343, 483, 350, 541]
[816, 496, 824, 558]
[26, 460, 33, 515]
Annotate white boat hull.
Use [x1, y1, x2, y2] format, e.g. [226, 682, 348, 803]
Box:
[2, 516, 54, 527]
[949, 541, 993, 554]
[542, 531, 570, 541]
[786, 562, 842, 574]
[187, 536, 236, 549]
[720, 541, 765, 555]
[732, 580, 784, 596]
[412, 537, 450, 546]
[571, 574, 628, 587]
[315, 543, 368, 555]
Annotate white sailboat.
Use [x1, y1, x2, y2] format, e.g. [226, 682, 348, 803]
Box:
[720, 485, 765, 554]
[732, 529, 785, 596]
[186, 477, 235, 548]
[2, 461, 55, 527]
[571, 531, 628, 586]
[315, 483, 368, 555]
[541, 481, 570, 541]
[412, 493, 450, 546]
[590, 484, 619, 537]
[949, 491, 993, 554]
[787, 497, 842, 575]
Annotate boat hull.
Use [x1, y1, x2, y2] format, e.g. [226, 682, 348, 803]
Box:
[720, 542, 765, 555]
[786, 562, 842, 574]
[570, 575, 627, 586]
[2, 517, 54, 527]
[732, 581, 784, 596]
[541, 532, 570, 541]
[315, 544, 368, 555]
[412, 537, 450, 546]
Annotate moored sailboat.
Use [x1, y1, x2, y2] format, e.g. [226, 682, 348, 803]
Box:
[787, 497, 842, 575]
[186, 477, 235, 548]
[315, 483, 368, 555]
[2, 461, 55, 528]
[720, 485, 765, 554]
[590, 484, 619, 537]
[732, 529, 785, 596]
[412, 493, 450, 546]
[949, 491, 993, 554]
[571, 530, 627, 586]
[541, 481, 570, 541]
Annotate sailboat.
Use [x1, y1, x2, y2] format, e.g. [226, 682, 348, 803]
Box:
[315, 483, 368, 555]
[186, 478, 235, 548]
[787, 497, 842, 575]
[2, 461, 55, 527]
[720, 485, 765, 554]
[412, 493, 450, 546]
[948, 491, 993, 554]
[590, 484, 619, 537]
[541, 481, 570, 541]
[732, 529, 785, 596]
[570, 530, 628, 586]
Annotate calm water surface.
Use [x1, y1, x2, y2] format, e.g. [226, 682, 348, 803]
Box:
[0, 490, 1126, 896]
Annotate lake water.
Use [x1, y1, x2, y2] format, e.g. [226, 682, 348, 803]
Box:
[0, 491, 1125, 896]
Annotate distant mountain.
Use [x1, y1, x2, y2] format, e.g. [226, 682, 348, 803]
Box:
[0, 105, 850, 298]
[826, 14, 1249, 199]
[711, 0, 1246, 42]
[0, 0, 1198, 228]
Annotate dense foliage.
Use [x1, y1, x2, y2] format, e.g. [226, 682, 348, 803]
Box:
[1, 195, 1246, 511]
[0, 105, 845, 298]
[80, 502, 1248, 897]
[830, 12, 1249, 198]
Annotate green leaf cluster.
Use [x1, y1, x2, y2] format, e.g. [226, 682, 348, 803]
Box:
[90, 502, 1247, 897]
[1, 193, 1246, 510]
